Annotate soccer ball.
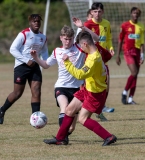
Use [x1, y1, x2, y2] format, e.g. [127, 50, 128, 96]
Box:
[30, 111, 48, 129]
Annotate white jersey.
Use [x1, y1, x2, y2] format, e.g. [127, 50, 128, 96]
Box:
[46, 43, 86, 88]
[10, 28, 48, 68]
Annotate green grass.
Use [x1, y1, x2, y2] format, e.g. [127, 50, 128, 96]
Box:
[0, 63, 145, 160]
[0, 54, 14, 63]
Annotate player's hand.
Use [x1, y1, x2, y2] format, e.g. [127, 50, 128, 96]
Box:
[30, 50, 37, 59]
[62, 54, 69, 61]
[110, 49, 115, 56]
[139, 58, 144, 65]
[72, 17, 83, 28]
[116, 56, 121, 66]
[27, 60, 36, 67]
[139, 53, 144, 65]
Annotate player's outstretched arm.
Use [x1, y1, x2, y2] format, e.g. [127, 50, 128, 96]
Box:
[72, 17, 99, 42]
[31, 50, 49, 69]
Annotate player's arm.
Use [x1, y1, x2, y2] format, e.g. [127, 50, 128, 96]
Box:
[31, 49, 57, 69]
[116, 24, 125, 66]
[140, 25, 145, 64]
[140, 44, 144, 64]
[10, 32, 30, 64]
[63, 54, 94, 80]
[72, 17, 99, 42]
[40, 37, 49, 60]
[31, 50, 49, 69]
[106, 23, 114, 56]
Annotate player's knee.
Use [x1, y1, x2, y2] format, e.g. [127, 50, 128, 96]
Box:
[78, 116, 86, 125]
[131, 72, 138, 77]
[13, 91, 23, 100]
[65, 107, 75, 117]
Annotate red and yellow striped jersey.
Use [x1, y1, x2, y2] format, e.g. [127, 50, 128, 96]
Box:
[64, 50, 107, 93]
[84, 18, 113, 51]
[119, 20, 144, 51]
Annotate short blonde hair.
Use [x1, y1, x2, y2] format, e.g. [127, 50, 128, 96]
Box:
[60, 25, 74, 37]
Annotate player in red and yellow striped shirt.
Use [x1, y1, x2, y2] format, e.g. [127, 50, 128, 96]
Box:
[84, 2, 115, 120]
[116, 7, 144, 105]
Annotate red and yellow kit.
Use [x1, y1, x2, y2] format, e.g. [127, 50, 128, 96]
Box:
[119, 20, 144, 52]
[84, 18, 113, 51]
[64, 50, 107, 93]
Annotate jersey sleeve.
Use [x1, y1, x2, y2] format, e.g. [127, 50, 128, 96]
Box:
[140, 24, 145, 44]
[46, 49, 57, 66]
[9, 32, 30, 64]
[106, 22, 114, 50]
[119, 23, 125, 42]
[96, 44, 112, 63]
[64, 57, 94, 80]
[39, 38, 49, 60]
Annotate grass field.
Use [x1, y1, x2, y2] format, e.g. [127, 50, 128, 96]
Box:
[0, 62, 145, 160]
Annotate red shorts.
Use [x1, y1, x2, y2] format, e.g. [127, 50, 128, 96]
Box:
[124, 48, 140, 66]
[74, 87, 106, 114]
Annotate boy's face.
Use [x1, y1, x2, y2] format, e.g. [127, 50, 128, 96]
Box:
[91, 8, 104, 21]
[29, 17, 41, 33]
[60, 36, 74, 49]
[131, 9, 140, 21]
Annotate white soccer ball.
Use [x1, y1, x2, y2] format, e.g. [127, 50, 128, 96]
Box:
[30, 111, 48, 129]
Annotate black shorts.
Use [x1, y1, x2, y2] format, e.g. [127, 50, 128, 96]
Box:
[54, 87, 80, 107]
[14, 63, 42, 85]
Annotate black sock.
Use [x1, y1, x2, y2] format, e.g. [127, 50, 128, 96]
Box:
[1, 98, 13, 112]
[31, 102, 40, 113]
[58, 113, 65, 126]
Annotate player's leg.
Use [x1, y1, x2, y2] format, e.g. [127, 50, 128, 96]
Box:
[29, 81, 42, 113]
[80, 108, 115, 141]
[43, 97, 82, 145]
[55, 87, 79, 134]
[81, 90, 117, 146]
[0, 64, 27, 124]
[126, 63, 139, 104]
[28, 63, 42, 113]
[97, 66, 114, 122]
[0, 84, 25, 124]
[102, 72, 114, 113]
[122, 53, 139, 104]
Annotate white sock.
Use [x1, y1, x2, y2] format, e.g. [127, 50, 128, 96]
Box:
[128, 96, 133, 103]
[123, 90, 127, 95]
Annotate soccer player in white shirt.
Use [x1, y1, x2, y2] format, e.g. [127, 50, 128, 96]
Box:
[31, 25, 86, 138]
[0, 14, 48, 124]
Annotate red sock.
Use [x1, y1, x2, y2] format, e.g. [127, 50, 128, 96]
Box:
[83, 118, 112, 140]
[129, 76, 137, 97]
[56, 115, 74, 141]
[125, 75, 135, 91]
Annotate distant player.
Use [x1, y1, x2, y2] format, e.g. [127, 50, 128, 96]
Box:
[84, 2, 115, 120]
[116, 7, 144, 104]
[43, 31, 117, 146]
[0, 14, 48, 124]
